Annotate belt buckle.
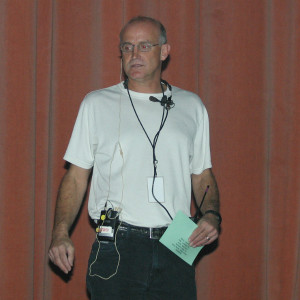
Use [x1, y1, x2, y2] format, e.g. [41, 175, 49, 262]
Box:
[149, 228, 153, 239]
[149, 228, 161, 239]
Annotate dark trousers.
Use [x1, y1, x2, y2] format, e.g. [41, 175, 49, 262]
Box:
[86, 227, 197, 300]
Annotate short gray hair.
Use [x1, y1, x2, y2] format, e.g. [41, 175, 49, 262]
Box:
[119, 16, 167, 45]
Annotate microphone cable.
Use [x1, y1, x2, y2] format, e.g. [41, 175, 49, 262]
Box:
[124, 79, 173, 221]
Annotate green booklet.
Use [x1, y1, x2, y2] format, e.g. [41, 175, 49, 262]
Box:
[159, 211, 203, 265]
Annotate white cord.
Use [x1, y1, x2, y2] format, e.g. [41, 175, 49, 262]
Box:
[89, 59, 125, 280]
[89, 221, 123, 280]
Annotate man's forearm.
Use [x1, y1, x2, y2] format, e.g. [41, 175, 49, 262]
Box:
[189, 168, 220, 247]
[52, 166, 90, 237]
[192, 168, 220, 214]
[49, 165, 90, 274]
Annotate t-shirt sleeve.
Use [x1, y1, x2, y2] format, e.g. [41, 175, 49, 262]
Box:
[190, 104, 212, 174]
[63, 98, 95, 169]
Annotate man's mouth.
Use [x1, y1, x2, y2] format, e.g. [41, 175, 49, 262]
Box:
[130, 63, 143, 68]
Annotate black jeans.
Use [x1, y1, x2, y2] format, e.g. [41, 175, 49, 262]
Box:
[86, 227, 197, 300]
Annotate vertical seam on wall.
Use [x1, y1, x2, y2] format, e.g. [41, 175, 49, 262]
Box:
[0, 1, 6, 115]
[33, 0, 38, 298]
[204, 0, 212, 108]
[293, 189, 300, 297]
[43, 0, 55, 299]
[287, 0, 300, 298]
[285, 0, 295, 190]
[122, 0, 125, 26]
[196, 0, 200, 94]
[263, 0, 273, 299]
[293, 190, 300, 299]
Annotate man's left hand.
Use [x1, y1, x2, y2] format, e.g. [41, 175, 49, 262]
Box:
[188, 215, 219, 247]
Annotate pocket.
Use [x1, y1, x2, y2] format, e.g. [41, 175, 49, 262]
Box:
[88, 238, 122, 279]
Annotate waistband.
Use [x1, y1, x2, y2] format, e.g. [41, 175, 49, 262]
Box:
[118, 222, 168, 239]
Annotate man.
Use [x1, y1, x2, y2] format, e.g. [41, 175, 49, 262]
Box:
[49, 16, 221, 299]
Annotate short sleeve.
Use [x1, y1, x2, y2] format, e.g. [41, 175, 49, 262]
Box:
[190, 105, 212, 174]
[63, 98, 95, 169]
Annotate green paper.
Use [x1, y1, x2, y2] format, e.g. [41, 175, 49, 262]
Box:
[159, 211, 203, 265]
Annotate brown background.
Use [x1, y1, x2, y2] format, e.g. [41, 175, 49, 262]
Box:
[1, 0, 299, 299]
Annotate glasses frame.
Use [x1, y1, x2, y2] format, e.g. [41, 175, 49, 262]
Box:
[120, 41, 160, 53]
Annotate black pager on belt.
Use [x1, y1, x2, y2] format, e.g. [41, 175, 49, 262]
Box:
[96, 208, 119, 241]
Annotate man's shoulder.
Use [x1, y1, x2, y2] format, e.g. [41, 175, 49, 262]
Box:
[84, 83, 121, 102]
[172, 85, 204, 105]
[172, 85, 198, 96]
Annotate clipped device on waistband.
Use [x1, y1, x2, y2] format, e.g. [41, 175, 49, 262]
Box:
[96, 208, 119, 241]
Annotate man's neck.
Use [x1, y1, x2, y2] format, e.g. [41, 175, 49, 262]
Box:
[127, 79, 165, 93]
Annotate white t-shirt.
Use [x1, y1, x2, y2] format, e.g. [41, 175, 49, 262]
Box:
[64, 82, 212, 227]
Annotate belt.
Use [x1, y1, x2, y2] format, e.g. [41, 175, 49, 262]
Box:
[118, 222, 168, 239]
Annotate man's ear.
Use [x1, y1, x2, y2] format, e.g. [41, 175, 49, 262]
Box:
[160, 44, 171, 61]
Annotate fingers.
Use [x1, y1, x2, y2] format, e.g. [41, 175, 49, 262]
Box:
[188, 220, 219, 248]
[49, 239, 74, 274]
[67, 246, 75, 267]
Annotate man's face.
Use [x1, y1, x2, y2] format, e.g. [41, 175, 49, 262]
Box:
[121, 22, 169, 86]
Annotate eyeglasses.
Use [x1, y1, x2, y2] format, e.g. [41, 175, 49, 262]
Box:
[120, 42, 160, 53]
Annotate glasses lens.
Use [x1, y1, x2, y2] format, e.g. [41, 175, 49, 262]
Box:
[121, 43, 133, 53]
[138, 42, 152, 52]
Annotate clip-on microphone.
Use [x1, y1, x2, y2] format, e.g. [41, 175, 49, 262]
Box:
[149, 80, 174, 110]
[149, 95, 173, 109]
[123, 78, 174, 110]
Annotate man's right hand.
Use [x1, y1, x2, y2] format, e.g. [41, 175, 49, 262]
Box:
[48, 235, 75, 274]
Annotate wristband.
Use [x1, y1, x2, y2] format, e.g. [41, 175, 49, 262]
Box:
[204, 210, 222, 225]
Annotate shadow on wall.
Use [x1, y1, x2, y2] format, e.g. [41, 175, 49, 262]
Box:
[194, 238, 219, 266]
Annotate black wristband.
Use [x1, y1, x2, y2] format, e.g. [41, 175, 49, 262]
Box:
[204, 210, 222, 225]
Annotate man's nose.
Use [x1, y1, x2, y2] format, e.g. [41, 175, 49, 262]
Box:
[131, 46, 140, 58]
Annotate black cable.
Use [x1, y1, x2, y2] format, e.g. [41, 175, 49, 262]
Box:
[125, 81, 173, 221]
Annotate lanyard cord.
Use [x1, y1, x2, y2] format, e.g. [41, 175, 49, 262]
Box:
[125, 83, 173, 221]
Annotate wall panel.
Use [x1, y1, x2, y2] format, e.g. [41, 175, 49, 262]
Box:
[0, 1, 299, 299]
